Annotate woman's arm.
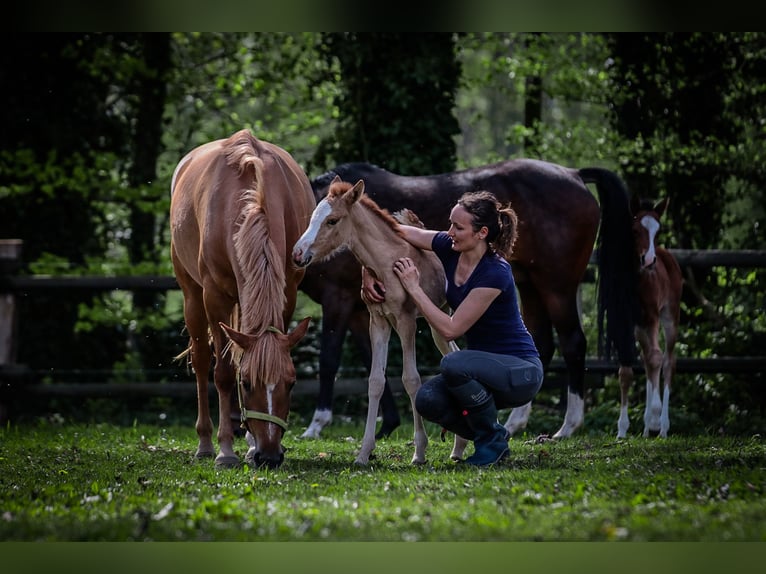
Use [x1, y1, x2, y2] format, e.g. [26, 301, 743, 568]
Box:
[393, 256, 499, 341]
[398, 225, 438, 251]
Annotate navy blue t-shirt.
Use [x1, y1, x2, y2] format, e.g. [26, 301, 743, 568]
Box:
[432, 232, 539, 358]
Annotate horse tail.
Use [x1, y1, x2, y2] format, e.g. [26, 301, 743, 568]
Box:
[578, 167, 638, 366]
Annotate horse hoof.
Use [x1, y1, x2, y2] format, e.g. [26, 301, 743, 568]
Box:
[214, 454, 241, 468]
[301, 427, 321, 439]
[195, 449, 215, 459]
[353, 453, 374, 466]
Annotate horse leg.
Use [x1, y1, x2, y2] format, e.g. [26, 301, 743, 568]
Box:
[349, 308, 401, 439]
[189, 321, 216, 459]
[174, 267, 216, 459]
[355, 311, 391, 465]
[659, 307, 679, 438]
[504, 282, 555, 436]
[203, 287, 239, 467]
[396, 315, 427, 464]
[617, 364, 634, 438]
[637, 325, 662, 437]
[548, 289, 588, 439]
[301, 301, 354, 439]
[427, 322, 467, 459]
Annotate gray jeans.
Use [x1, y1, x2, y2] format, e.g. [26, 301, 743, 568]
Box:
[415, 350, 544, 436]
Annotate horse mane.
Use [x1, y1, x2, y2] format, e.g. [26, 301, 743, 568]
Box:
[327, 179, 407, 239]
[227, 132, 288, 388]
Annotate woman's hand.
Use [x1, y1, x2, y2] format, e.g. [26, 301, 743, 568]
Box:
[393, 257, 420, 293]
[361, 265, 386, 304]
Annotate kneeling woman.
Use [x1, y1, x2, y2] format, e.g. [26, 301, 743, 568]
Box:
[362, 191, 543, 466]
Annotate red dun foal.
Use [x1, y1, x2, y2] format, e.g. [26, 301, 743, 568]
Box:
[292, 177, 458, 465]
[617, 196, 683, 438]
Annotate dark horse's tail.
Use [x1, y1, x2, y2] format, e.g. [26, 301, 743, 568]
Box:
[578, 167, 638, 366]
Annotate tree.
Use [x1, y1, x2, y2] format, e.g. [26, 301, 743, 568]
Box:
[313, 33, 462, 175]
[0, 34, 137, 373]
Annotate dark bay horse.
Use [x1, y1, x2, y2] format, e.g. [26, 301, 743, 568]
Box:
[293, 177, 458, 464]
[617, 196, 683, 438]
[301, 160, 638, 440]
[170, 129, 313, 469]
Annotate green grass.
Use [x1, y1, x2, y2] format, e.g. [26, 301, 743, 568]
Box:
[1, 416, 764, 541]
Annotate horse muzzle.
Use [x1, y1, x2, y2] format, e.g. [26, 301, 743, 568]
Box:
[246, 448, 285, 469]
[292, 247, 313, 268]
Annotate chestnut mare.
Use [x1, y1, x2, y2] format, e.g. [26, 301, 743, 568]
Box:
[292, 177, 459, 465]
[170, 129, 313, 469]
[300, 160, 638, 441]
[617, 196, 683, 438]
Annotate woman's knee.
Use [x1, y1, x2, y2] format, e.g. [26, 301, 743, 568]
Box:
[415, 378, 451, 420]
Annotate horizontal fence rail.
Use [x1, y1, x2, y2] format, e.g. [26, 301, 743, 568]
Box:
[3, 250, 766, 293]
[1, 246, 764, 413]
[9, 356, 765, 402]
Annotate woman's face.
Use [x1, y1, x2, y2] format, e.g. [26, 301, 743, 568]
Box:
[448, 205, 485, 252]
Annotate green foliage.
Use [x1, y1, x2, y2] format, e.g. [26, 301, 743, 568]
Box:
[1, 33, 764, 431]
[313, 33, 461, 175]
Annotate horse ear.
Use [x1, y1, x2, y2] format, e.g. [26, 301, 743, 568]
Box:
[348, 179, 365, 203]
[287, 316, 311, 348]
[219, 322, 255, 350]
[654, 197, 669, 217]
[331, 175, 342, 185]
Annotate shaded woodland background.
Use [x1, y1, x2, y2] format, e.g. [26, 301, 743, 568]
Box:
[1, 33, 764, 433]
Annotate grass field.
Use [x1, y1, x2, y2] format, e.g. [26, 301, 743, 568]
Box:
[1, 411, 763, 542]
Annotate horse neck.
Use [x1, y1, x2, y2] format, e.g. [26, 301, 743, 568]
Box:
[346, 203, 408, 270]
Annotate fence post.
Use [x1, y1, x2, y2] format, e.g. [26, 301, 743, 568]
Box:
[0, 239, 23, 424]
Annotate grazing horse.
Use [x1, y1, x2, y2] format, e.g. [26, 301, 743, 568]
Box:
[301, 161, 638, 441]
[292, 177, 458, 465]
[170, 129, 313, 469]
[617, 196, 683, 438]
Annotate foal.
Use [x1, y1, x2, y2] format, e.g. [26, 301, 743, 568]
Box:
[292, 177, 459, 465]
[617, 196, 683, 438]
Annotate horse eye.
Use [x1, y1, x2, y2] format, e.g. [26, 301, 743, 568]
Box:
[327, 218, 339, 226]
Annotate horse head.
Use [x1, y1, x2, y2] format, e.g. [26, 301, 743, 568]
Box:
[631, 195, 670, 270]
[219, 317, 310, 469]
[292, 176, 365, 268]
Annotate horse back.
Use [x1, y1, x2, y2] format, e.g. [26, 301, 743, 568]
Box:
[170, 130, 314, 297]
[170, 136, 242, 291]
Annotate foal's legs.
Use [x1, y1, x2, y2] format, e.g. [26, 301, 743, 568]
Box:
[658, 305, 679, 438]
[349, 309, 402, 440]
[427, 323, 467, 460]
[617, 364, 634, 438]
[636, 324, 663, 437]
[396, 314, 428, 465]
[356, 310, 392, 465]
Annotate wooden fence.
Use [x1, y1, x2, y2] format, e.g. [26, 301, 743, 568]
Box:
[1, 240, 764, 417]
